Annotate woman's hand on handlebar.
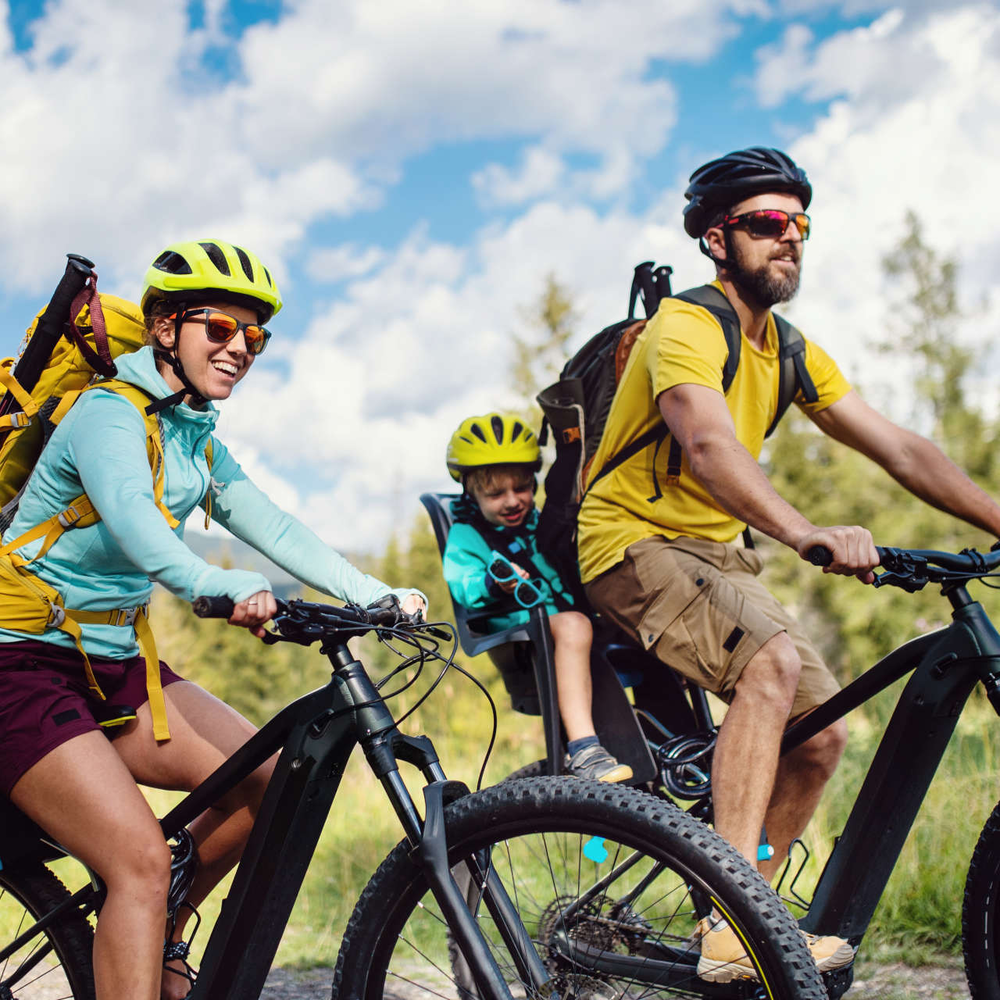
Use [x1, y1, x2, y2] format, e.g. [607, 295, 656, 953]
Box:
[796, 526, 880, 584]
[400, 592, 426, 617]
[228, 590, 277, 637]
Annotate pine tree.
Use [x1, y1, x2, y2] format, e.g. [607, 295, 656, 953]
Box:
[509, 274, 577, 419]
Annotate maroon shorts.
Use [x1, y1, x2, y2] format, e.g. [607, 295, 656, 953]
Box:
[0, 639, 185, 797]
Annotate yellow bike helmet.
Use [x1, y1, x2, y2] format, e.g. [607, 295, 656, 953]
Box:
[141, 239, 282, 323]
[447, 413, 541, 482]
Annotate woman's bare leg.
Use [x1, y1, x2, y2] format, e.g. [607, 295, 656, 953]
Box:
[11, 732, 171, 1000]
[113, 681, 275, 999]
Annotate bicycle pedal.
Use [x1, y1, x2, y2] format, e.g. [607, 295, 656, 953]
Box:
[821, 961, 855, 1000]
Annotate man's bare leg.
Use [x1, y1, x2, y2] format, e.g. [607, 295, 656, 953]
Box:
[758, 718, 847, 882]
[710, 632, 801, 867]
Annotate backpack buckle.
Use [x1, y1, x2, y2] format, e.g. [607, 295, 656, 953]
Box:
[112, 606, 139, 627]
[5, 411, 31, 429]
[57, 505, 85, 529]
[48, 604, 66, 628]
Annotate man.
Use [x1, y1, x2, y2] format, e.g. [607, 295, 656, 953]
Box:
[577, 147, 1000, 982]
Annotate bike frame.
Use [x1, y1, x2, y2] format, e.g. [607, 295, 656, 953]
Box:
[2, 627, 547, 1000]
[782, 583, 1000, 943]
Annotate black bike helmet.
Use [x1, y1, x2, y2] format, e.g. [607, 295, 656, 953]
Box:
[683, 147, 812, 238]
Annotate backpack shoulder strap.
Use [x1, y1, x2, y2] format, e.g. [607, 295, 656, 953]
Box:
[90, 380, 180, 529]
[672, 284, 742, 391]
[0, 380, 180, 561]
[648, 285, 743, 491]
[766, 314, 819, 438]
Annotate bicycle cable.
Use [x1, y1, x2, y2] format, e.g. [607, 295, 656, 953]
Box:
[371, 621, 501, 789]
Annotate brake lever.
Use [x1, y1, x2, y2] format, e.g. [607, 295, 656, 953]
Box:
[872, 569, 928, 592]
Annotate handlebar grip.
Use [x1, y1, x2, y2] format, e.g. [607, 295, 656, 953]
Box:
[192, 595, 235, 619]
[806, 545, 833, 567]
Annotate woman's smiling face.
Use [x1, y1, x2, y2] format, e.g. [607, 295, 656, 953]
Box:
[154, 301, 259, 402]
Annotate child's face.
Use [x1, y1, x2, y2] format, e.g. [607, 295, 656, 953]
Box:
[471, 472, 534, 528]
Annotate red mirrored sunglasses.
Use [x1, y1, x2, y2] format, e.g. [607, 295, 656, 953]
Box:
[722, 209, 811, 241]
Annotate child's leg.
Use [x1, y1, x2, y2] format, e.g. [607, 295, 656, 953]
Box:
[548, 611, 596, 742]
[549, 611, 633, 783]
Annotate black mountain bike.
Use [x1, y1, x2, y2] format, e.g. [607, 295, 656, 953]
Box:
[774, 544, 1000, 1000]
[625, 543, 1000, 1000]
[0, 596, 826, 999]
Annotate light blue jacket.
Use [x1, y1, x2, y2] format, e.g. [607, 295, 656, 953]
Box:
[442, 503, 573, 632]
[0, 347, 419, 658]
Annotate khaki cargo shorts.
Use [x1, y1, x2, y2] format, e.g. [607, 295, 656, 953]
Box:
[585, 535, 839, 718]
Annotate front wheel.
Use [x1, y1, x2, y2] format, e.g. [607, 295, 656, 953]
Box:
[333, 776, 826, 999]
[963, 800, 1000, 998]
[0, 863, 96, 999]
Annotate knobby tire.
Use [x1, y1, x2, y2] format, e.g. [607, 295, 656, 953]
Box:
[0, 863, 95, 1000]
[963, 799, 1000, 998]
[332, 776, 826, 1000]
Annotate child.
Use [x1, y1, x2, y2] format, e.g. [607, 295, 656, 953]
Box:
[443, 412, 632, 783]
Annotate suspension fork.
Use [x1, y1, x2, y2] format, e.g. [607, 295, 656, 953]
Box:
[345, 652, 550, 999]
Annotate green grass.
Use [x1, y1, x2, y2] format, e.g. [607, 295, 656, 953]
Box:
[772, 684, 1000, 965]
[12, 649, 999, 978]
[137, 662, 550, 971]
[145, 669, 1000, 973]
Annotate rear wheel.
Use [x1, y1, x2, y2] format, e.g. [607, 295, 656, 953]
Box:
[963, 801, 1000, 998]
[334, 776, 827, 999]
[0, 864, 95, 999]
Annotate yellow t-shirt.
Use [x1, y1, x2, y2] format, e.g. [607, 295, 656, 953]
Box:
[577, 284, 852, 582]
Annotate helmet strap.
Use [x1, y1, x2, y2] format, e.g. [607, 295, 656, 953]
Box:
[698, 232, 735, 271]
[148, 311, 207, 413]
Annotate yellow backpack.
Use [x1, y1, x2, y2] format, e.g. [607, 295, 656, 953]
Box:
[0, 265, 210, 740]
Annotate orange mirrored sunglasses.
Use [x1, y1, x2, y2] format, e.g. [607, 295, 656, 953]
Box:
[173, 308, 272, 356]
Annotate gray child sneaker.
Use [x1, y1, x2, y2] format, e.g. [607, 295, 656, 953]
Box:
[565, 744, 633, 783]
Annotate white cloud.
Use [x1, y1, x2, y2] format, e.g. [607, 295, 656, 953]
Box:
[306, 244, 387, 283]
[0, 0, 749, 298]
[3, 0, 998, 558]
[755, 3, 1000, 418]
[755, 8, 933, 109]
[472, 147, 566, 208]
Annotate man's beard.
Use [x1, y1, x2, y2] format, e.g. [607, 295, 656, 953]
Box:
[726, 235, 802, 307]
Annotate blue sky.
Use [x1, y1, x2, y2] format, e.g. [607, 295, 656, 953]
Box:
[1, 0, 998, 556]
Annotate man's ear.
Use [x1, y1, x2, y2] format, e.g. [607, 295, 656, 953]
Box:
[703, 225, 727, 263]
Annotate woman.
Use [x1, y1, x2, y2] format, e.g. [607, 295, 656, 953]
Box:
[0, 239, 425, 1000]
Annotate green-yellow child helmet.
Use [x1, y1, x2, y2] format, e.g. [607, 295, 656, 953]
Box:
[141, 238, 282, 323]
[447, 413, 541, 482]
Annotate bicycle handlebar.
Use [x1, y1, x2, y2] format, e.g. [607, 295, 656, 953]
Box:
[192, 593, 450, 642]
[804, 543, 1000, 591]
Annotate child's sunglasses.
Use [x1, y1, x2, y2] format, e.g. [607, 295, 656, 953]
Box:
[722, 209, 811, 241]
[172, 308, 272, 356]
[488, 552, 544, 609]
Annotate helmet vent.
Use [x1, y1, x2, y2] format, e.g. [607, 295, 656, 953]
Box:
[469, 423, 487, 443]
[152, 251, 192, 275]
[199, 242, 231, 277]
[491, 415, 505, 443]
[511, 420, 525, 441]
[262, 265, 274, 288]
[234, 246, 255, 282]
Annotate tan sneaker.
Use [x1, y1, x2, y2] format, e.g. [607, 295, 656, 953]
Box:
[697, 917, 855, 982]
[696, 918, 758, 983]
[802, 931, 854, 972]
